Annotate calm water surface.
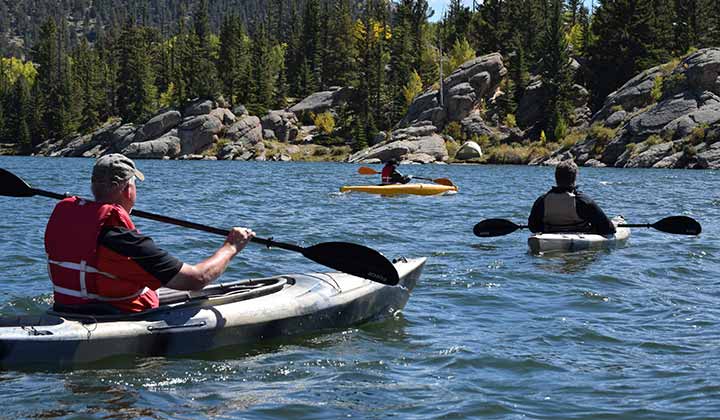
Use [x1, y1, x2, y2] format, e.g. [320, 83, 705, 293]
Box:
[1, 156, 719, 419]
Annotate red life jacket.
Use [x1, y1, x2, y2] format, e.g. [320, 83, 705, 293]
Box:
[44, 197, 154, 309]
[381, 165, 395, 184]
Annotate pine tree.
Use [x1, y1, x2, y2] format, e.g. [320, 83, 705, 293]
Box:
[248, 23, 274, 115]
[33, 18, 79, 141]
[355, 0, 390, 137]
[323, 0, 358, 88]
[6, 75, 32, 152]
[539, 0, 573, 140]
[588, 0, 661, 110]
[389, 0, 415, 122]
[648, 0, 674, 62]
[0, 95, 5, 142]
[444, 0, 472, 47]
[578, 5, 592, 58]
[274, 46, 289, 109]
[566, 0, 582, 25]
[218, 14, 251, 104]
[95, 21, 121, 118]
[171, 17, 191, 105]
[709, 0, 720, 46]
[508, 37, 529, 104]
[674, 0, 694, 54]
[73, 38, 104, 131]
[318, 1, 331, 90]
[471, 0, 509, 55]
[673, 0, 709, 53]
[268, 0, 286, 43]
[410, 0, 431, 71]
[286, 0, 304, 96]
[189, 0, 220, 99]
[0, 59, 5, 141]
[300, 0, 321, 95]
[32, 19, 57, 141]
[510, 0, 547, 63]
[116, 20, 157, 123]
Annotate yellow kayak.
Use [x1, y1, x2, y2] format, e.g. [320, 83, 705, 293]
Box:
[340, 183, 458, 196]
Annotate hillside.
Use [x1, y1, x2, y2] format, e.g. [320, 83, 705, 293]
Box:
[0, 0, 297, 57]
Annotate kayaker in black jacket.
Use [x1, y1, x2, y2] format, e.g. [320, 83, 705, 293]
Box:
[381, 159, 411, 185]
[528, 160, 616, 235]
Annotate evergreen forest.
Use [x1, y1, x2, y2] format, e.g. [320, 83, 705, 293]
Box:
[0, 0, 719, 155]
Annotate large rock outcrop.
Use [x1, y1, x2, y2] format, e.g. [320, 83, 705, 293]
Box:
[348, 124, 449, 164]
[346, 53, 507, 164]
[261, 110, 299, 142]
[540, 48, 720, 169]
[33, 99, 264, 160]
[289, 87, 358, 117]
[399, 53, 507, 129]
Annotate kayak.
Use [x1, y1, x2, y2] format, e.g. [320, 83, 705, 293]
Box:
[340, 184, 458, 196]
[527, 216, 630, 254]
[0, 258, 425, 368]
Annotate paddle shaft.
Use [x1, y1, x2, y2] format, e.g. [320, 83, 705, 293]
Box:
[499, 223, 676, 231]
[508, 224, 653, 230]
[514, 223, 682, 230]
[29, 187, 302, 252]
[474, 215, 701, 238]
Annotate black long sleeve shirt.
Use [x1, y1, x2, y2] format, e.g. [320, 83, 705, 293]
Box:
[528, 187, 616, 235]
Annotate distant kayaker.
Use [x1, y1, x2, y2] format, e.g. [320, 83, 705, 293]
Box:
[44, 154, 255, 314]
[528, 160, 616, 235]
[381, 159, 411, 185]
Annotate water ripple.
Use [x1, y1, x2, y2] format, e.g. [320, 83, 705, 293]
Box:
[1, 158, 719, 418]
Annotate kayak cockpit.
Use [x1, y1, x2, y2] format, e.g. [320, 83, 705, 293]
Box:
[46, 276, 291, 322]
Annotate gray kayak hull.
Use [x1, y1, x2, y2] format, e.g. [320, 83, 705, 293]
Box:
[0, 258, 425, 368]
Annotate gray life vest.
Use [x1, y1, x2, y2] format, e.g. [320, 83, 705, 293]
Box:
[542, 191, 591, 232]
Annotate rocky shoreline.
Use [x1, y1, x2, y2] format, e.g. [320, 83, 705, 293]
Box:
[536, 48, 720, 170]
[4, 49, 720, 170]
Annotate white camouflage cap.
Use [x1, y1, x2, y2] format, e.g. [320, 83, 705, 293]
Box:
[92, 154, 145, 185]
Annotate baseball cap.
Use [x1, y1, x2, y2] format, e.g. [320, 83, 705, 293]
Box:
[92, 154, 145, 185]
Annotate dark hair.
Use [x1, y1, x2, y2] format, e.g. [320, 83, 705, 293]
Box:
[386, 159, 398, 166]
[555, 160, 578, 187]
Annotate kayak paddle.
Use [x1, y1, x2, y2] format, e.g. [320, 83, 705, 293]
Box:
[357, 166, 455, 187]
[0, 168, 400, 286]
[473, 216, 702, 237]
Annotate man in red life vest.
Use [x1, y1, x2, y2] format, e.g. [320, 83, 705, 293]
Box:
[44, 154, 255, 314]
[380, 159, 411, 185]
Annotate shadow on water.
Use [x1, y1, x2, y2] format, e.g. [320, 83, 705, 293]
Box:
[469, 243, 499, 251]
[530, 248, 613, 274]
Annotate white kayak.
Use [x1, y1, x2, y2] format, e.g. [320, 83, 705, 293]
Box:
[0, 258, 426, 368]
[527, 216, 630, 254]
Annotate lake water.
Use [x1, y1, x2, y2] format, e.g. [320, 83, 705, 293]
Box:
[1, 156, 719, 419]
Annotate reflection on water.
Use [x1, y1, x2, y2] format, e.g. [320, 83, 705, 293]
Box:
[469, 243, 499, 251]
[531, 248, 610, 274]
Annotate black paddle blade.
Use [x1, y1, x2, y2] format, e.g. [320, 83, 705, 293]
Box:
[473, 219, 523, 237]
[651, 216, 702, 235]
[0, 168, 35, 197]
[302, 242, 399, 285]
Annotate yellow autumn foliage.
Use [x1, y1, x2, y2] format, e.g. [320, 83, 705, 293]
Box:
[0, 57, 38, 86]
